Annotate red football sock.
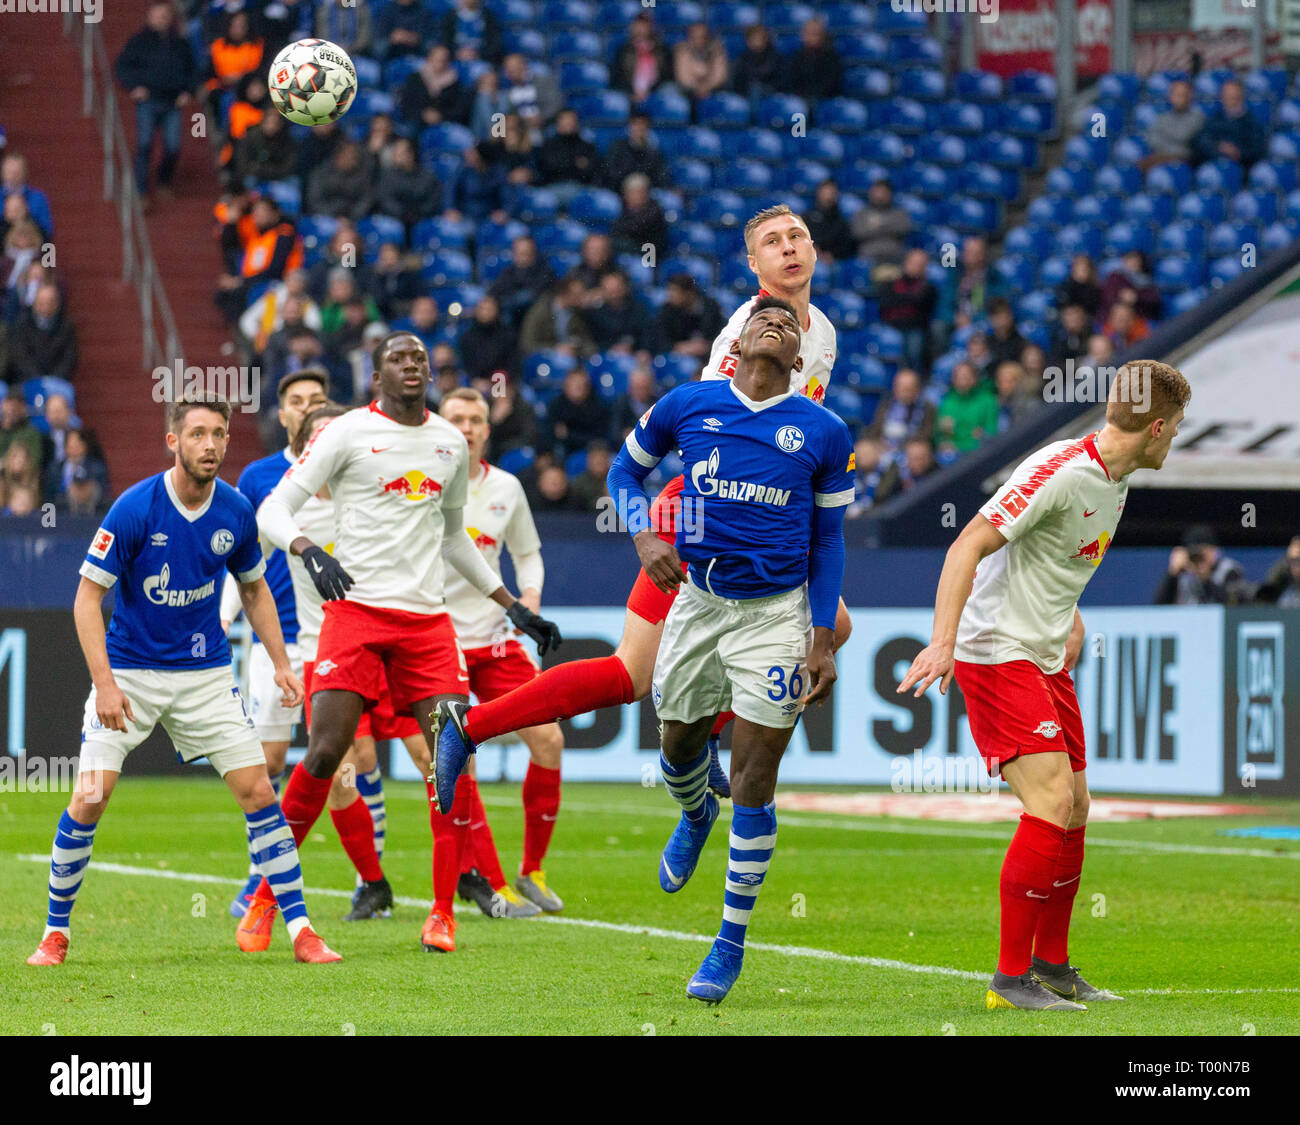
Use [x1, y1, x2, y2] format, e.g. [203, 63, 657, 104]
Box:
[710, 710, 735, 738]
[429, 776, 473, 915]
[329, 793, 384, 883]
[521, 761, 561, 875]
[998, 813, 1066, 976]
[252, 763, 333, 904]
[1034, 825, 1086, 965]
[458, 777, 507, 890]
[464, 656, 634, 744]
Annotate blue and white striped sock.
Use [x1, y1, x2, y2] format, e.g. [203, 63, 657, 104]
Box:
[718, 802, 778, 953]
[356, 767, 386, 862]
[246, 768, 287, 880]
[660, 747, 711, 823]
[245, 803, 309, 938]
[44, 810, 97, 937]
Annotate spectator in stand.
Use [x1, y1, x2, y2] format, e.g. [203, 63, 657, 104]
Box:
[1099, 250, 1162, 323]
[545, 367, 610, 458]
[1155, 526, 1250, 605]
[994, 361, 1041, 432]
[780, 18, 843, 102]
[375, 0, 438, 62]
[573, 234, 617, 305]
[520, 273, 595, 356]
[489, 234, 555, 332]
[375, 136, 441, 233]
[536, 109, 600, 200]
[260, 297, 318, 383]
[47, 428, 110, 507]
[215, 194, 303, 322]
[852, 179, 912, 266]
[964, 331, 995, 383]
[865, 368, 935, 453]
[326, 296, 380, 362]
[731, 23, 781, 100]
[2, 442, 42, 503]
[602, 112, 668, 191]
[267, 327, 349, 402]
[610, 364, 658, 440]
[673, 21, 729, 104]
[11, 284, 77, 382]
[391, 295, 446, 353]
[240, 267, 322, 358]
[1193, 79, 1265, 169]
[0, 390, 47, 469]
[295, 118, 345, 180]
[429, 343, 467, 403]
[1049, 303, 1093, 367]
[38, 394, 76, 467]
[470, 70, 509, 139]
[530, 462, 581, 512]
[458, 295, 517, 381]
[446, 141, 508, 224]
[315, 0, 372, 59]
[1020, 342, 1047, 388]
[654, 273, 723, 357]
[1, 154, 54, 241]
[205, 11, 264, 110]
[877, 247, 938, 375]
[486, 378, 538, 459]
[2, 195, 40, 249]
[1102, 301, 1151, 351]
[804, 180, 855, 264]
[306, 141, 374, 222]
[3, 219, 45, 296]
[610, 172, 668, 259]
[115, 0, 197, 207]
[366, 241, 421, 320]
[937, 236, 1002, 340]
[257, 0, 313, 60]
[612, 13, 670, 102]
[236, 108, 298, 185]
[986, 297, 1028, 368]
[570, 440, 613, 511]
[305, 218, 369, 301]
[59, 463, 108, 516]
[1142, 78, 1205, 170]
[500, 53, 561, 129]
[846, 436, 889, 517]
[1054, 253, 1102, 319]
[0, 317, 8, 379]
[1255, 537, 1300, 607]
[1, 481, 39, 517]
[441, 0, 503, 64]
[1083, 333, 1114, 371]
[399, 44, 473, 129]
[875, 436, 937, 503]
[362, 114, 399, 173]
[216, 73, 269, 188]
[588, 271, 653, 354]
[485, 113, 540, 185]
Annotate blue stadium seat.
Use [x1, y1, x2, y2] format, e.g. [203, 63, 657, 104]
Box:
[1247, 98, 1275, 129]
[880, 98, 926, 134]
[820, 290, 868, 330]
[418, 250, 474, 286]
[668, 158, 712, 192]
[991, 255, 1034, 294]
[1103, 220, 1155, 257]
[842, 67, 892, 100]
[862, 324, 904, 363]
[1208, 255, 1245, 286]
[893, 192, 930, 226]
[503, 27, 546, 57]
[1288, 188, 1300, 222]
[712, 3, 762, 32]
[1045, 164, 1092, 196]
[755, 94, 808, 131]
[513, 187, 561, 222]
[430, 284, 485, 315]
[824, 385, 864, 426]
[639, 85, 692, 127]
[833, 259, 873, 294]
[1157, 222, 1205, 257]
[1176, 191, 1227, 224]
[1003, 103, 1051, 137]
[856, 131, 908, 166]
[297, 214, 339, 253]
[739, 128, 784, 163]
[657, 255, 714, 290]
[351, 55, 381, 90]
[1092, 164, 1143, 195]
[568, 90, 629, 126]
[22, 376, 75, 413]
[789, 131, 846, 165]
[954, 70, 1002, 101]
[350, 90, 395, 120]
[1053, 224, 1104, 259]
[1278, 99, 1300, 129]
[841, 354, 890, 393]
[788, 160, 832, 195]
[563, 448, 591, 477]
[382, 55, 422, 92]
[893, 35, 942, 65]
[719, 256, 753, 292]
[982, 133, 1034, 170]
[533, 219, 588, 254]
[670, 126, 723, 161]
[1268, 133, 1300, 163]
[497, 446, 537, 475]
[587, 352, 638, 400]
[1230, 189, 1279, 223]
[545, 250, 580, 277]
[1145, 162, 1193, 196]
[1126, 192, 1174, 226]
[1111, 136, 1150, 167]
[652, 188, 685, 222]
[696, 93, 751, 130]
[1071, 193, 1123, 226]
[1261, 219, 1300, 251]
[717, 158, 773, 195]
[524, 350, 577, 388]
[688, 189, 747, 227]
[651, 0, 704, 29]
[358, 214, 406, 255]
[477, 251, 510, 283]
[420, 122, 475, 157]
[970, 164, 1020, 202]
[1063, 133, 1110, 166]
[1003, 224, 1052, 260]
[1251, 159, 1300, 193]
[916, 133, 968, 167]
[492, 0, 536, 26]
[1016, 290, 1055, 323]
[1166, 287, 1209, 317]
[1010, 70, 1057, 101]
[905, 162, 951, 198]
[652, 353, 704, 386]
[256, 179, 301, 218]
[542, 0, 595, 28]
[614, 251, 655, 288]
[1095, 73, 1140, 102]
[1154, 255, 1204, 291]
[567, 187, 622, 228]
[1195, 158, 1244, 195]
[594, 0, 639, 30]
[1207, 220, 1258, 258]
[1244, 68, 1289, 101]
[411, 214, 473, 252]
[839, 31, 892, 66]
[763, 2, 817, 33]
[1026, 194, 1072, 228]
[559, 60, 609, 94]
[838, 163, 891, 195]
[897, 68, 945, 102]
[456, 59, 493, 87]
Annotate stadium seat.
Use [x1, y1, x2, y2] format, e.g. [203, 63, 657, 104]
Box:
[513, 187, 561, 223]
[711, 3, 762, 32]
[789, 131, 847, 165]
[1003, 103, 1051, 137]
[22, 376, 75, 413]
[545, 250, 580, 277]
[668, 158, 712, 193]
[916, 133, 967, 167]
[716, 158, 773, 196]
[497, 445, 536, 476]
[1287, 188, 1300, 222]
[1053, 223, 1104, 259]
[297, 214, 339, 260]
[1166, 287, 1209, 316]
[533, 219, 587, 254]
[559, 60, 609, 94]
[1010, 70, 1057, 101]
[969, 164, 1020, 202]
[358, 214, 406, 256]
[1268, 132, 1300, 161]
[1045, 164, 1092, 196]
[351, 55, 381, 90]
[755, 94, 809, 131]
[837, 31, 890, 68]
[492, 0, 535, 24]
[652, 188, 685, 222]
[1176, 190, 1227, 224]
[456, 59, 494, 87]
[541, 0, 595, 27]
[1104, 220, 1156, 257]
[881, 98, 927, 134]
[256, 180, 300, 218]
[379, 54, 420, 92]
[991, 255, 1034, 295]
[897, 68, 945, 102]
[420, 122, 476, 158]
[1064, 134, 1110, 167]
[594, 0, 639, 30]
[982, 133, 1034, 170]
[905, 162, 951, 198]
[640, 85, 692, 127]
[1154, 255, 1205, 291]
[1016, 289, 1055, 323]
[503, 28, 546, 57]
[350, 90, 396, 121]
[1261, 219, 1299, 251]
[1110, 136, 1150, 167]
[476, 251, 510, 283]
[688, 190, 747, 227]
[820, 290, 868, 330]
[739, 128, 785, 163]
[671, 126, 723, 162]
[1208, 220, 1259, 259]
[611, 251, 653, 289]
[567, 90, 629, 126]
[1231, 189, 1280, 223]
[652, 352, 704, 386]
[788, 160, 832, 196]
[1126, 191, 1174, 226]
[893, 35, 942, 65]
[1092, 164, 1142, 196]
[843, 68, 892, 100]
[1157, 222, 1205, 257]
[1208, 255, 1245, 286]
[1195, 158, 1244, 195]
[1035, 255, 1073, 289]
[953, 70, 1002, 101]
[657, 254, 714, 290]
[567, 187, 622, 228]
[1002, 224, 1051, 260]
[666, 221, 718, 259]
[841, 354, 890, 393]
[411, 214, 473, 252]
[524, 349, 577, 387]
[696, 93, 751, 130]
[1070, 193, 1123, 227]
[825, 386, 864, 427]
[1145, 162, 1193, 196]
[1250, 159, 1300, 194]
[418, 250, 473, 286]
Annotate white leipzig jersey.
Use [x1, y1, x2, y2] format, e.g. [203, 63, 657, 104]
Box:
[276, 402, 470, 614]
[704, 290, 837, 406]
[444, 461, 542, 650]
[956, 432, 1128, 675]
[281, 491, 336, 660]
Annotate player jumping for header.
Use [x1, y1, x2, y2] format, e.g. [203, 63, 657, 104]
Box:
[608, 297, 855, 1003]
[898, 361, 1191, 1011]
[27, 395, 339, 966]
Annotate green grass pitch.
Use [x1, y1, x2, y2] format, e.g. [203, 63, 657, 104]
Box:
[3, 778, 1298, 1035]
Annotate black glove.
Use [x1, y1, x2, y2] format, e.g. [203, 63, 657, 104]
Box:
[507, 601, 562, 657]
[301, 545, 353, 602]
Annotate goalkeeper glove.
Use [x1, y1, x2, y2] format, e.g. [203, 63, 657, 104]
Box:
[507, 601, 563, 657]
[301, 545, 353, 602]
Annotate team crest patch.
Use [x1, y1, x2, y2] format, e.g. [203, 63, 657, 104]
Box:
[1034, 720, 1061, 739]
[210, 529, 235, 555]
[775, 425, 804, 453]
[88, 528, 114, 559]
[316, 659, 337, 676]
[847, 452, 856, 471]
[433, 446, 457, 462]
[639, 404, 655, 427]
[651, 682, 662, 706]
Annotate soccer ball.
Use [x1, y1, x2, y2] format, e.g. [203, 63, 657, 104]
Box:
[267, 38, 357, 127]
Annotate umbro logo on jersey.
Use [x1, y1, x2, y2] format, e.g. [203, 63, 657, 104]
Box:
[316, 659, 337, 675]
[150, 533, 168, 547]
[1035, 720, 1061, 739]
[703, 417, 723, 431]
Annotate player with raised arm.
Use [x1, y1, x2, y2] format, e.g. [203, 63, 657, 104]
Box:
[26, 395, 339, 967]
[245, 333, 561, 955]
[608, 297, 854, 1003]
[435, 204, 852, 794]
[897, 362, 1191, 1011]
[440, 387, 564, 917]
[220, 370, 328, 917]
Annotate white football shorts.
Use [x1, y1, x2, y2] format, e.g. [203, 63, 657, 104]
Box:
[79, 666, 266, 777]
[247, 640, 303, 741]
[652, 574, 813, 730]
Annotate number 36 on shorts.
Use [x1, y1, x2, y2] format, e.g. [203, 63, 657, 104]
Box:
[766, 663, 804, 701]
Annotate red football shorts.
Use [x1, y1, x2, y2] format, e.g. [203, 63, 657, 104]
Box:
[953, 658, 1087, 775]
[464, 639, 539, 703]
[625, 475, 688, 625]
[314, 599, 469, 712]
[303, 658, 423, 740]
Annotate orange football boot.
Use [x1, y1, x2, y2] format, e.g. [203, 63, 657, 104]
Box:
[421, 908, 456, 952]
[292, 926, 342, 963]
[236, 896, 278, 952]
[27, 932, 68, 966]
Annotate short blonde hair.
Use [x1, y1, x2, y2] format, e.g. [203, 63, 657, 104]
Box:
[1106, 360, 1191, 433]
[440, 386, 489, 417]
[743, 204, 810, 253]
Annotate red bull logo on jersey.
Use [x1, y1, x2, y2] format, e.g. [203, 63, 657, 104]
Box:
[1070, 529, 1111, 567]
[690, 446, 791, 506]
[467, 527, 497, 551]
[378, 471, 443, 500]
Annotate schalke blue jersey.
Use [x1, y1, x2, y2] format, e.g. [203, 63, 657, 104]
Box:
[623, 380, 855, 598]
[80, 471, 266, 671]
[237, 449, 299, 645]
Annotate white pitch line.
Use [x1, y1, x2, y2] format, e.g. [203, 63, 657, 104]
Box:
[16, 855, 1299, 996]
